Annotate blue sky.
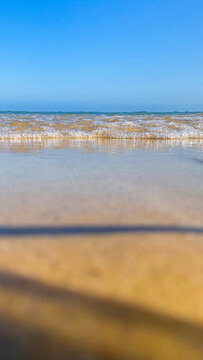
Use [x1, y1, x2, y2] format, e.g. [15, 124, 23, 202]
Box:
[0, 0, 203, 111]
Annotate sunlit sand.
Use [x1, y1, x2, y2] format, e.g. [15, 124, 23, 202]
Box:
[0, 139, 203, 359]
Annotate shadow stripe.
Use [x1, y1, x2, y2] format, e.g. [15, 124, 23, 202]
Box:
[0, 225, 202, 236]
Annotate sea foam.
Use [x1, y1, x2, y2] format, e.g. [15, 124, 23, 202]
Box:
[0, 112, 203, 140]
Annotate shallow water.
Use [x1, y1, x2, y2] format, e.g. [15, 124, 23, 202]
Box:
[0, 112, 203, 139]
[0, 138, 203, 226]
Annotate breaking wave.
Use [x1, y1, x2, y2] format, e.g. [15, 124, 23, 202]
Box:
[0, 112, 203, 140]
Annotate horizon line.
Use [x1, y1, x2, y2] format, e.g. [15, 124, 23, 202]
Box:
[0, 110, 203, 114]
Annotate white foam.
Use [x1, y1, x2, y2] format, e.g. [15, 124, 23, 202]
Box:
[0, 113, 203, 140]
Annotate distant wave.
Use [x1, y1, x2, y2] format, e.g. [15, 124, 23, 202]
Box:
[0, 112, 203, 140]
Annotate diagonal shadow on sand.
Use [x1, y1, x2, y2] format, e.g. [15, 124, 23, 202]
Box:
[0, 224, 203, 237]
[0, 271, 202, 359]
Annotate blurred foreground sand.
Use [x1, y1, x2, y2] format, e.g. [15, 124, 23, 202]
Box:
[0, 231, 202, 359]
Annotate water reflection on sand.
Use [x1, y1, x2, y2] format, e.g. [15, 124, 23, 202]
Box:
[0, 138, 203, 153]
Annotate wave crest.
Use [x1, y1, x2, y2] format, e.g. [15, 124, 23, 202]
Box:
[0, 113, 203, 140]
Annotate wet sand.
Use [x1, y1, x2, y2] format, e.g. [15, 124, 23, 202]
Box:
[0, 139, 203, 359]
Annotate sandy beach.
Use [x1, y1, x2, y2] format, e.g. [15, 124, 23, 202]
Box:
[0, 139, 202, 359]
[2, 0, 203, 355]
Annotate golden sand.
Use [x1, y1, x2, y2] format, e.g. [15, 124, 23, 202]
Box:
[0, 140, 203, 359]
[0, 232, 202, 359]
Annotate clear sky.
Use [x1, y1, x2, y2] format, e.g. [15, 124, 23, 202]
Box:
[0, 0, 203, 111]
